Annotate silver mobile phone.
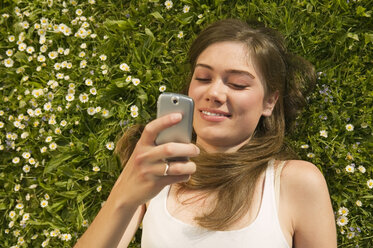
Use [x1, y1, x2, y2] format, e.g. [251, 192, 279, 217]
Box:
[155, 93, 194, 148]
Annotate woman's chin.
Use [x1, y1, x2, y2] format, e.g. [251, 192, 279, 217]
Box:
[196, 135, 250, 153]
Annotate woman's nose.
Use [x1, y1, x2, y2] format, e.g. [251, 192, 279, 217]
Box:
[205, 79, 227, 104]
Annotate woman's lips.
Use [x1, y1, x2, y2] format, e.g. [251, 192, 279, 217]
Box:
[199, 109, 231, 122]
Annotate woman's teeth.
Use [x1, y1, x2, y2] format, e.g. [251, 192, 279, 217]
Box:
[202, 111, 226, 116]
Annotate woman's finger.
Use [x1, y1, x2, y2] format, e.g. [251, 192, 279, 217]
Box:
[140, 113, 182, 145]
[163, 161, 197, 176]
[142, 160, 196, 177]
[139, 143, 200, 163]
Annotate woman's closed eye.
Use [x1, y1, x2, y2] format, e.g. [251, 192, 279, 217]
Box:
[195, 77, 211, 82]
[227, 83, 247, 90]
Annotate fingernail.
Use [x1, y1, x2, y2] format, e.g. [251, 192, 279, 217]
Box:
[171, 113, 182, 121]
[196, 146, 200, 154]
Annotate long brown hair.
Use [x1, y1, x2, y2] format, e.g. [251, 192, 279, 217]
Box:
[115, 19, 315, 231]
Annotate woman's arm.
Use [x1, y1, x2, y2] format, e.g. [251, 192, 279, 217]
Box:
[74, 192, 141, 248]
[74, 113, 199, 247]
[117, 204, 146, 248]
[282, 160, 337, 248]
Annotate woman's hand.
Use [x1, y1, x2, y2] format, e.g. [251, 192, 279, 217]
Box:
[110, 113, 199, 208]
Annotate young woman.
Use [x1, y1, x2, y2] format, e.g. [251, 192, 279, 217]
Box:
[75, 19, 337, 248]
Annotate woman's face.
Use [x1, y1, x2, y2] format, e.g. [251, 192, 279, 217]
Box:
[188, 41, 277, 153]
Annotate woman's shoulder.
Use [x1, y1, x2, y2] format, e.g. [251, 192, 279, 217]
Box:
[279, 159, 331, 213]
[279, 160, 330, 204]
[280, 159, 326, 186]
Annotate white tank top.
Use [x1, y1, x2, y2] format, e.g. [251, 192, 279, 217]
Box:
[141, 160, 290, 248]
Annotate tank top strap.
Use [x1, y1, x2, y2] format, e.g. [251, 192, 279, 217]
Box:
[255, 159, 276, 222]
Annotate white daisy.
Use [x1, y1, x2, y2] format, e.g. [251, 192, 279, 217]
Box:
[39, 35, 46, 44]
[9, 211, 16, 219]
[106, 142, 115, 150]
[57, 47, 64, 54]
[28, 158, 36, 164]
[56, 72, 64, 79]
[345, 124, 354, 131]
[367, 179, 373, 189]
[85, 78, 93, 86]
[66, 94, 75, 102]
[336, 215, 348, 226]
[38, 29, 46, 36]
[345, 164, 354, 173]
[79, 93, 89, 103]
[80, 60, 87, 68]
[42, 239, 49, 247]
[347, 232, 355, 239]
[119, 63, 130, 71]
[16, 203, 24, 209]
[92, 166, 100, 172]
[22, 213, 30, 221]
[21, 132, 29, 139]
[358, 165, 366, 173]
[82, 219, 89, 227]
[6, 49, 14, 56]
[130, 105, 138, 112]
[4, 58, 14, 67]
[307, 153, 315, 158]
[319, 130, 328, 138]
[61, 233, 72, 241]
[14, 184, 20, 191]
[34, 108, 42, 116]
[76, 8, 83, 16]
[79, 51, 86, 57]
[338, 207, 349, 216]
[87, 107, 96, 115]
[177, 31, 184, 38]
[183, 5, 190, 13]
[132, 78, 140, 86]
[48, 51, 58, 59]
[49, 118, 56, 125]
[44, 102, 52, 111]
[40, 200, 48, 208]
[37, 55, 46, 62]
[26, 46, 35, 54]
[49, 142, 57, 150]
[9, 35, 16, 42]
[18, 43, 27, 51]
[159, 85, 166, 92]
[40, 44, 47, 53]
[101, 109, 109, 117]
[165, 0, 173, 9]
[90, 88, 97, 95]
[22, 21, 30, 29]
[22, 152, 31, 159]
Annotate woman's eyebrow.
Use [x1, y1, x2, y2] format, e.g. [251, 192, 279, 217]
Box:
[195, 63, 255, 79]
[195, 63, 213, 70]
[226, 69, 255, 79]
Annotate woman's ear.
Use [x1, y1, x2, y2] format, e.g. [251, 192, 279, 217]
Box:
[262, 91, 279, 117]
